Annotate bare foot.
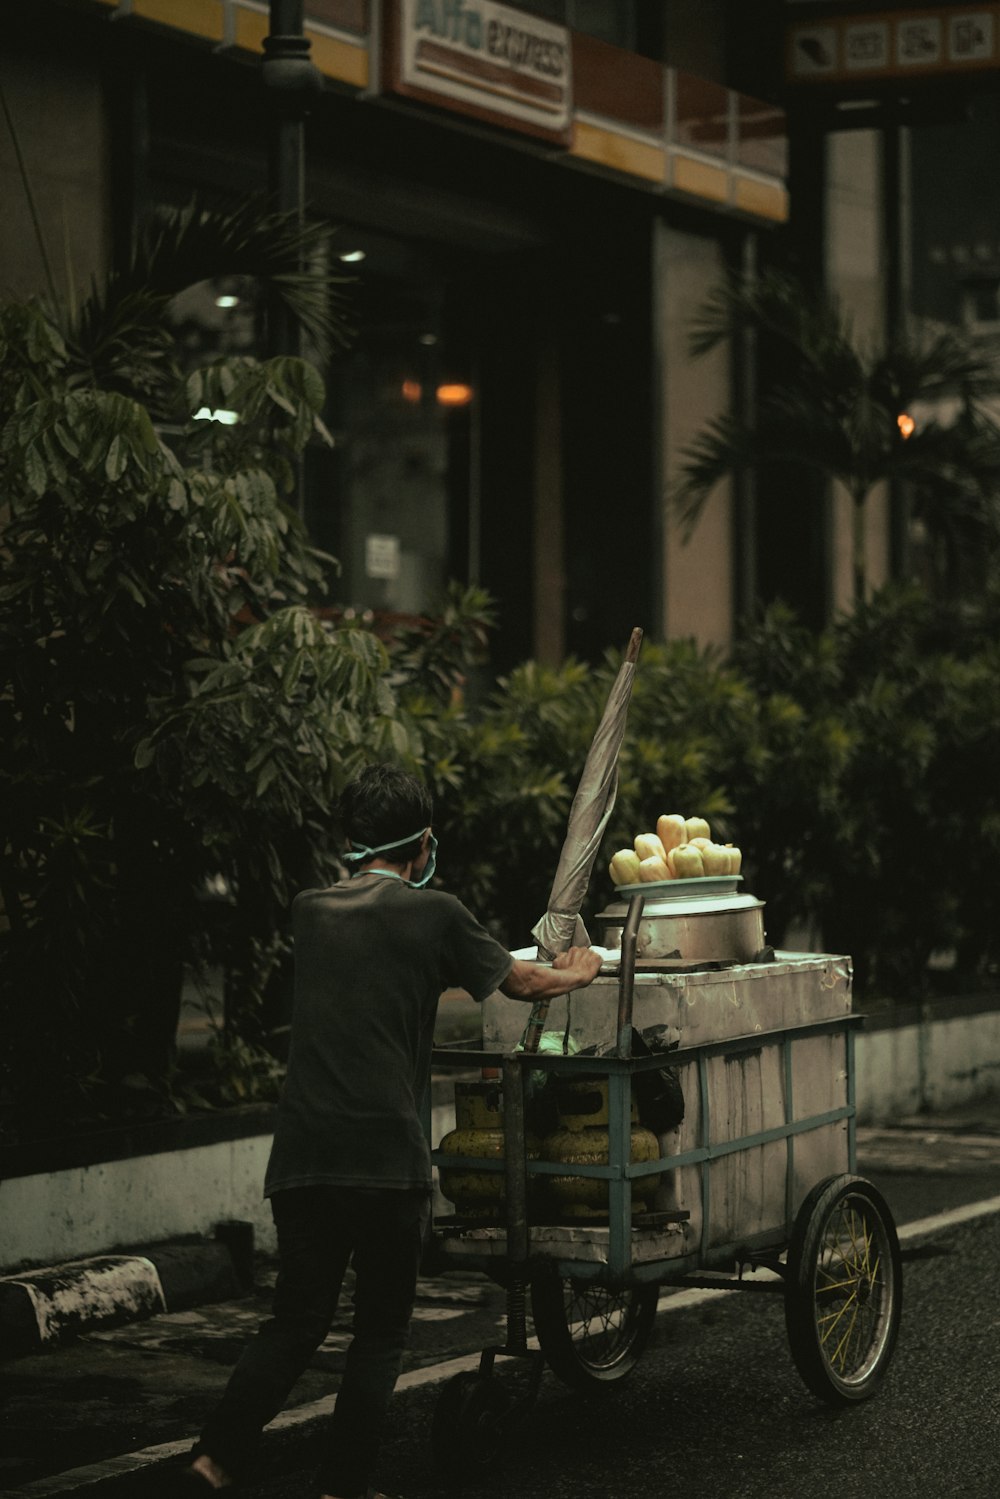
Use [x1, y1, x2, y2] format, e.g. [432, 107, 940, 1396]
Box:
[190, 1454, 234, 1489]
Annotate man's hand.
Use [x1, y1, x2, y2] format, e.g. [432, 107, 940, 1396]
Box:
[552, 945, 604, 983]
[500, 945, 604, 1000]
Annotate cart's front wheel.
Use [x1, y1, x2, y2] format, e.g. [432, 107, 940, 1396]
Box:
[785, 1174, 902, 1404]
[431, 1371, 513, 1481]
[530, 1273, 658, 1390]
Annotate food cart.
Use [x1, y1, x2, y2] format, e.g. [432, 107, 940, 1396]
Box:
[426, 879, 903, 1479]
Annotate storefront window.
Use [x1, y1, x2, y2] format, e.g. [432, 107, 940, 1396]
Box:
[674, 72, 730, 159]
[906, 112, 1000, 597]
[736, 94, 788, 178]
[910, 114, 1000, 333]
[169, 274, 262, 364]
[308, 231, 472, 624]
[164, 220, 471, 627]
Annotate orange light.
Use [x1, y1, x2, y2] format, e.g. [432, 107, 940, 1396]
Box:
[401, 379, 422, 403]
[897, 412, 915, 439]
[436, 383, 474, 407]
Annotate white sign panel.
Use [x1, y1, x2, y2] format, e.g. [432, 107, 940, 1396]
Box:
[844, 21, 890, 70]
[789, 26, 838, 75]
[949, 13, 994, 61]
[398, 0, 571, 136]
[365, 533, 401, 581]
[897, 16, 943, 66]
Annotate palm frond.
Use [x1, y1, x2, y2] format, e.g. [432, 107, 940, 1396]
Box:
[874, 329, 1000, 410]
[670, 412, 751, 533]
[683, 268, 1000, 592]
[66, 198, 356, 395]
[688, 269, 848, 365]
[136, 199, 356, 347]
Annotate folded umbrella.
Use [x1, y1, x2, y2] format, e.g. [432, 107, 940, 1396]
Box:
[522, 627, 643, 1053]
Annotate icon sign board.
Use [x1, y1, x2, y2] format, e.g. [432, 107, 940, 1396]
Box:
[788, 6, 1000, 82]
[950, 12, 994, 59]
[845, 20, 890, 69]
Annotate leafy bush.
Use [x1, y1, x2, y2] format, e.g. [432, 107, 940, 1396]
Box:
[0, 300, 488, 1140]
[431, 591, 1000, 1001]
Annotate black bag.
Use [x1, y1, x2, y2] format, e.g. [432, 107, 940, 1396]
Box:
[630, 1025, 685, 1134]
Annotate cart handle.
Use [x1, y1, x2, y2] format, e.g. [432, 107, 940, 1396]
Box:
[615, 890, 645, 1057]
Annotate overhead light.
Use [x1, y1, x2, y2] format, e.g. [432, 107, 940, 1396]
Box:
[215, 294, 239, 309]
[897, 412, 915, 439]
[339, 249, 366, 263]
[436, 383, 474, 407]
[194, 407, 239, 425]
[419, 333, 438, 346]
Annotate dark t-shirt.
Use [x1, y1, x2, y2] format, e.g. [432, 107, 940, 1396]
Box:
[263, 876, 514, 1195]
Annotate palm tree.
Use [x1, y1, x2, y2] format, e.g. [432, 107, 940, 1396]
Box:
[64, 196, 356, 406]
[671, 270, 1000, 603]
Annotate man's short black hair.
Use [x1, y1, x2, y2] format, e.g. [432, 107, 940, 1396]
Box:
[339, 763, 433, 864]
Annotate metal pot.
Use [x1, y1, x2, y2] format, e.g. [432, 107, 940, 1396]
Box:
[594, 891, 766, 965]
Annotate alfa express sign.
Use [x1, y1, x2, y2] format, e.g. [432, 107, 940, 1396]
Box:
[384, 0, 573, 144]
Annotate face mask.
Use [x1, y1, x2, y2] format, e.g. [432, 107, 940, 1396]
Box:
[343, 829, 437, 889]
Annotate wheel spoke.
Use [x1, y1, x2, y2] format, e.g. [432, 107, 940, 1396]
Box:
[828, 1300, 861, 1372]
[533, 1275, 657, 1387]
[563, 1283, 634, 1363]
[787, 1179, 902, 1402]
[816, 1199, 891, 1381]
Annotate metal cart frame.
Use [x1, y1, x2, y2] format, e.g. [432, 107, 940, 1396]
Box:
[425, 895, 903, 1476]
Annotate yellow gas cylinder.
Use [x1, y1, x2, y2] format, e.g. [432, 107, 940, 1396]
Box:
[437, 1078, 541, 1220]
[541, 1076, 661, 1220]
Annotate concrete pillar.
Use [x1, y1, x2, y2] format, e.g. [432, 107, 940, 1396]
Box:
[655, 221, 733, 646]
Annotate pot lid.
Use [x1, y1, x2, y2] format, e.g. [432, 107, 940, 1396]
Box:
[596, 890, 764, 920]
[613, 875, 741, 899]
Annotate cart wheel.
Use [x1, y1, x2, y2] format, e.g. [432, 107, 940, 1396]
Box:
[784, 1174, 902, 1404]
[530, 1273, 658, 1390]
[431, 1371, 513, 1482]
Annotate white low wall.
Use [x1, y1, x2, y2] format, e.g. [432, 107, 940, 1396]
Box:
[854, 1006, 1000, 1122]
[0, 1113, 458, 1272]
[3, 1011, 999, 1273]
[0, 1136, 278, 1271]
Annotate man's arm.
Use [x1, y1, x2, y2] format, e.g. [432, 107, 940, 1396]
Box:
[498, 945, 604, 1002]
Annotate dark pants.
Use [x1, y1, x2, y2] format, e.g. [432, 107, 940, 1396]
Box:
[193, 1184, 430, 1497]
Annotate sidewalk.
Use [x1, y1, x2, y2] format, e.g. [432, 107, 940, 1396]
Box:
[2, 1094, 999, 1498]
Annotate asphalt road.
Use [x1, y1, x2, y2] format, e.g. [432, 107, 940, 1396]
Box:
[6, 1112, 998, 1499]
[233, 1215, 999, 1499]
[192, 1123, 1000, 1499]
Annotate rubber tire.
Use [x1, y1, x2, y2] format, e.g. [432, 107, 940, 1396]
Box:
[530, 1273, 658, 1390]
[785, 1173, 903, 1404]
[430, 1371, 512, 1482]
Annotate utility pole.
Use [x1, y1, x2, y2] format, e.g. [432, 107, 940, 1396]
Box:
[261, 1, 323, 512]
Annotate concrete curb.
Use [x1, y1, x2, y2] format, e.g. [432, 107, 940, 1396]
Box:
[0, 1231, 250, 1357]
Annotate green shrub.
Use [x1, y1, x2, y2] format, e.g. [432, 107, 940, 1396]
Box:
[0, 301, 485, 1139]
[430, 590, 1000, 1002]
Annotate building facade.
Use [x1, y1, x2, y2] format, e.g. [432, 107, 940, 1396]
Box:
[781, 0, 1000, 607]
[3, 0, 796, 667]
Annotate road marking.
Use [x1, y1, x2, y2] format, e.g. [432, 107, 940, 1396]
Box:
[12, 1192, 1000, 1497]
[896, 1191, 1000, 1240]
[654, 1191, 1000, 1314]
